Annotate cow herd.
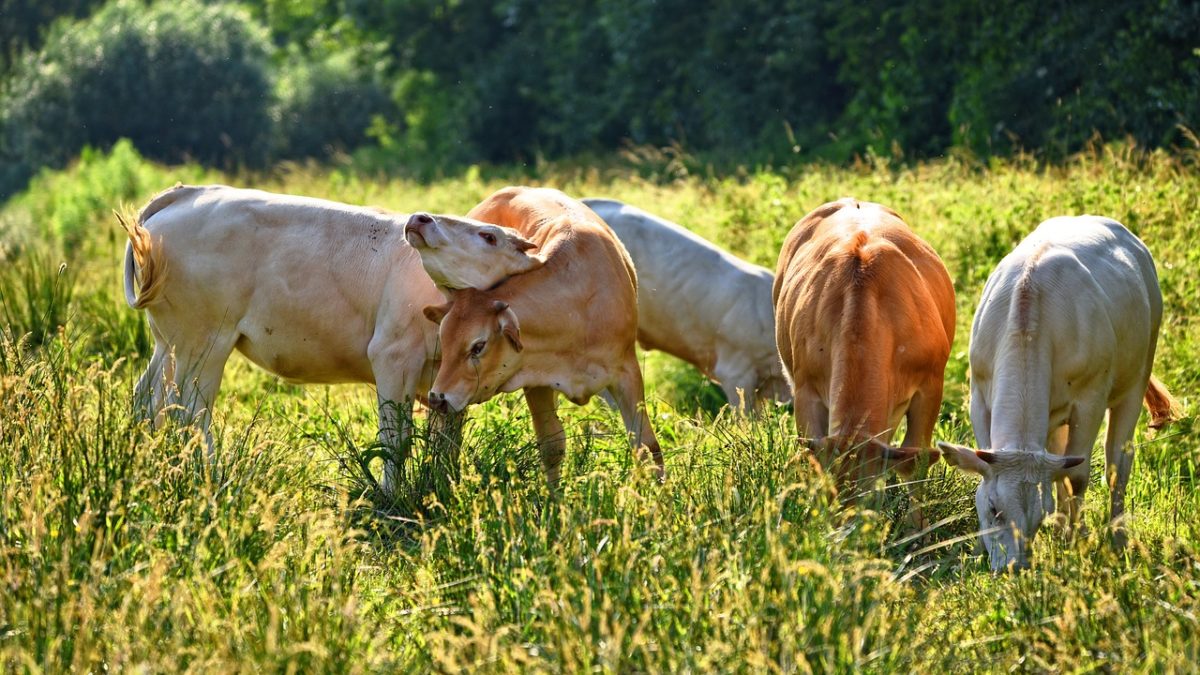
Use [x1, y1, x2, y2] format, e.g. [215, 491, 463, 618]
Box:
[119, 183, 1179, 571]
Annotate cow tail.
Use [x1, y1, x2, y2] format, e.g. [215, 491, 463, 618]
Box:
[117, 210, 166, 310]
[1144, 374, 1182, 430]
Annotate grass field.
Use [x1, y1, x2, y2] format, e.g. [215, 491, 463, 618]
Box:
[1, 140, 1198, 671]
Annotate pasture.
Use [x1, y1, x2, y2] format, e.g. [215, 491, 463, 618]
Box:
[1, 141, 1198, 671]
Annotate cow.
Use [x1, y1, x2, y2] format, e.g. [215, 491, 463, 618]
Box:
[119, 184, 451, 495]
[938, 215, 1180, 571]
[403, 197, 790, 412]
[416, 186, 663, 485]
[583, 198, 790, 411]
[773, 198, 955, 494]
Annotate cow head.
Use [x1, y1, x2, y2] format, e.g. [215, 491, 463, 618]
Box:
[804, 435, 939, 494]
[423, 289, 525, 413]
[405, 212, 544, 290]
[938, 441, 1085, 572]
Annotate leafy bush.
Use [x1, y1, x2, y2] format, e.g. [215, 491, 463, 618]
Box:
[273, 45, 398, 161]
[2, 139, 210, 250]
[0, 0, 273, 198]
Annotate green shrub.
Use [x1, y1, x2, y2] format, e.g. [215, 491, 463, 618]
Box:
[3, 139, 210, 250]
[0, 0, 273, 198]
[273, 45, 398, 161]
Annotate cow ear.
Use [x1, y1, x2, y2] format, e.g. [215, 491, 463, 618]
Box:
[494, 301, 522, 351]
[512, 235, 537, 252]
[514, 250, 546, 275]
[1049, 454, 1086, 477]
[878, 444, 941, 474]
[937, 441, 992, 477]
[423, 302, 452, 325]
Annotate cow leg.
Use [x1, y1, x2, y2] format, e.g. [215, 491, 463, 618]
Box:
[898, 384, 944, 529]
[596, 388, 619, 409]
[374, 388, 414, 498]
[714, 357, 756, 415]
[133, 340, 170, 423]
[1058, 402, 1105, 530]
[609, 358, 665, 480]
[900, 382, 942, 455]
[793, 385, 828, 439]
[969, 382, 992, 450]
[1047, 423, 1072, 521]
[168, 332, 238, 457]
[370, 338, 432, 496]
[134, 318, 178, 426]
[524, 386, 567, 487]
[1104, 389, 1145, 549]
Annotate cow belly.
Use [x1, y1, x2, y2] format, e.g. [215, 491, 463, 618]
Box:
[634, 299, 718, 375]
[234, 316, 375, 385]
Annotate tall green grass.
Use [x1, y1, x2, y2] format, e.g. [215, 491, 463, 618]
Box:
[0, 142, 1196, 671]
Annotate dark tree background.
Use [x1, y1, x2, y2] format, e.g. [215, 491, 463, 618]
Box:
[2, 0, 1197, 196]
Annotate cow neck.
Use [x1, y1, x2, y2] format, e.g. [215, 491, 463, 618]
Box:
[988, 333, 1054, 452]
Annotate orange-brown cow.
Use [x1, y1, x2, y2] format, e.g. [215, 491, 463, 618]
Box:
[421, 186, 663, 485]
[773, 198, 954, 489]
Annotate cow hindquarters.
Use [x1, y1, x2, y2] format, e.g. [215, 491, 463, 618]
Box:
[609, 356, 665, 480]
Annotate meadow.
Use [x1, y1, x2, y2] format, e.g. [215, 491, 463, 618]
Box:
[1, 140, 1198, 672]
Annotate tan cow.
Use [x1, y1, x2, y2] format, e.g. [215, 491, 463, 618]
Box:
[419, 186, 663, 485]
[120, 184, 450, 495]
[404, 198, 790, 412]
[773, 198, 955, 489]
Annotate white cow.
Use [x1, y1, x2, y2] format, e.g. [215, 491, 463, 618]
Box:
[120, 184, 449, 494]
[583, 199, 790, 411]
[939, 215, 1179, 571]
[402, 198, 791, 411]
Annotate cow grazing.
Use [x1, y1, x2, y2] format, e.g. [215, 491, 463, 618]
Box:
[582, 198, 790, 411]
[120, 184, 450, 494]
[938, 215, 1180, 572]
[773, 198, 955, 489]
[417, 186, 663, 485]
[404, 198, 790, 412]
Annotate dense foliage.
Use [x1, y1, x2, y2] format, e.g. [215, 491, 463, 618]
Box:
[339, 0, 1199, 162]
[3, 0, 1198, 199]
[0, 1, 275, 194]
[0, 0, 395, 198]
[0, 142, 1197, 671]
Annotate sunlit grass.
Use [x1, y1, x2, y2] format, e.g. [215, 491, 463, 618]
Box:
[0, 142, 1196, 671]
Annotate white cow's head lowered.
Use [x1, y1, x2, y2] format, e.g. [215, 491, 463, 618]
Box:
[404, 212, 544, 290]
[938, 442, 1085, 572]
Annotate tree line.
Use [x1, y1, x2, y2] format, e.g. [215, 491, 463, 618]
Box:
[2, 0, 1197, 197]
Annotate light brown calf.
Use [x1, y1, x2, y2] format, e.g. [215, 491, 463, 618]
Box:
[421, 186, 663, 485]
[773, 198, 954, 489]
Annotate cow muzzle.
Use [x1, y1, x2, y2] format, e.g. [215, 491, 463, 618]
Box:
[405, 213, 437, 248]
[427, 391, 450, 413]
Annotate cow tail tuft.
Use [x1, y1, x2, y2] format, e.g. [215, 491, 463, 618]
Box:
[1144, 374, 1182, 430]
[117, 210, 167, 309]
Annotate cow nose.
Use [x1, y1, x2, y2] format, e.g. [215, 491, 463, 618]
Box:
[407, 212, 434, 231]
[428, 391, 448, 413]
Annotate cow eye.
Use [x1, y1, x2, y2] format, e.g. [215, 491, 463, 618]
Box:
[480, 232, 497, 246]
[469, 340, 487, 357]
